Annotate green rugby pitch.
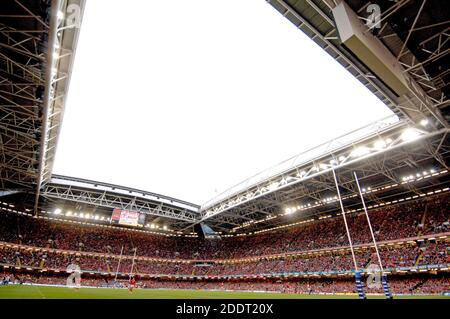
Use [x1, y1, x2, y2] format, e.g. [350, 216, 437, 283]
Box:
[0, 285, 448, 299]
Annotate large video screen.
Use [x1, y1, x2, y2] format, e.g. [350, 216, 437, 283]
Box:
[111, 208, 145, 227]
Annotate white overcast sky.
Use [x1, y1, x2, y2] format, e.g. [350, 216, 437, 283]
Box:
[53, 0, 395, 205]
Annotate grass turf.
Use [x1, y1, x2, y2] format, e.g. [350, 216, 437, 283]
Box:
[0, 285, 448, 299]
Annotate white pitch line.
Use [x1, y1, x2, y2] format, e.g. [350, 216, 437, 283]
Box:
[34, 285, 46, 299]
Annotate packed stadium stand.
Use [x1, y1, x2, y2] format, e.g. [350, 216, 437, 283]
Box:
[0, 192, 449, 295]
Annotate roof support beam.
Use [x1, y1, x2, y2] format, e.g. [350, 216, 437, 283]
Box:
[34, 0, 60, 215]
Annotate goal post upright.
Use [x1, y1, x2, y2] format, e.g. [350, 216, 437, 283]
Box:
[114, 245, 124, 284]
[353, 171, 393, 299]
[130, 247, 137, 276]
[332, 169, 359, 271]
[353, 171, 384, 272]
[332, 168, 367, 299]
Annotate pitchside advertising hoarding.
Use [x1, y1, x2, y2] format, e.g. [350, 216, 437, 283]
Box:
[111, 208, 146, 227]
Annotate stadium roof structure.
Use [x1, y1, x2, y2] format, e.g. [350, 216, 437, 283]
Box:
[5, 114, 448, 235]
[41, 174, 201, 229]
[1, 0, 449, 236]
[197, 118, 449, 233]
[0, 0, 85, 210]
[189, 0, 450, 234]
[267, 0, 449, 127]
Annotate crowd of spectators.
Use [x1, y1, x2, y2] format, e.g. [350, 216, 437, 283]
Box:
[1, 271, 448, 295]
[1, 242, 448, 277]
[1, 194, 447, 261]
[0, 193, 448, 295]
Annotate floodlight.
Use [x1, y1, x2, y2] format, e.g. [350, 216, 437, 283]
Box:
[350, 146, 370, 158]
[420, 119, 429, 127]
[401, 128, 421, 142]
[268, 182, 279, 190]
[54, 208, 62, 215]
[373, 139, 386, 150]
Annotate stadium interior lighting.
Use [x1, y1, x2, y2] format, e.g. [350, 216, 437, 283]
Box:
[401, 128, 421, 142]
[268, 182, 279, 191]
[373, 139, 387, 150]
[54, 208, 62, 215]
[420, 119, 429, 127]
[163, 225, 168, 231]
[79, 213, 84, 218]
[350, 146, 370, 158]
[236, 168, 448, 233]
[402, 169, 438, 182]
[65, 211, 72, 216]
[85, 213, 90, 219]
[249, 186, 450, 236]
